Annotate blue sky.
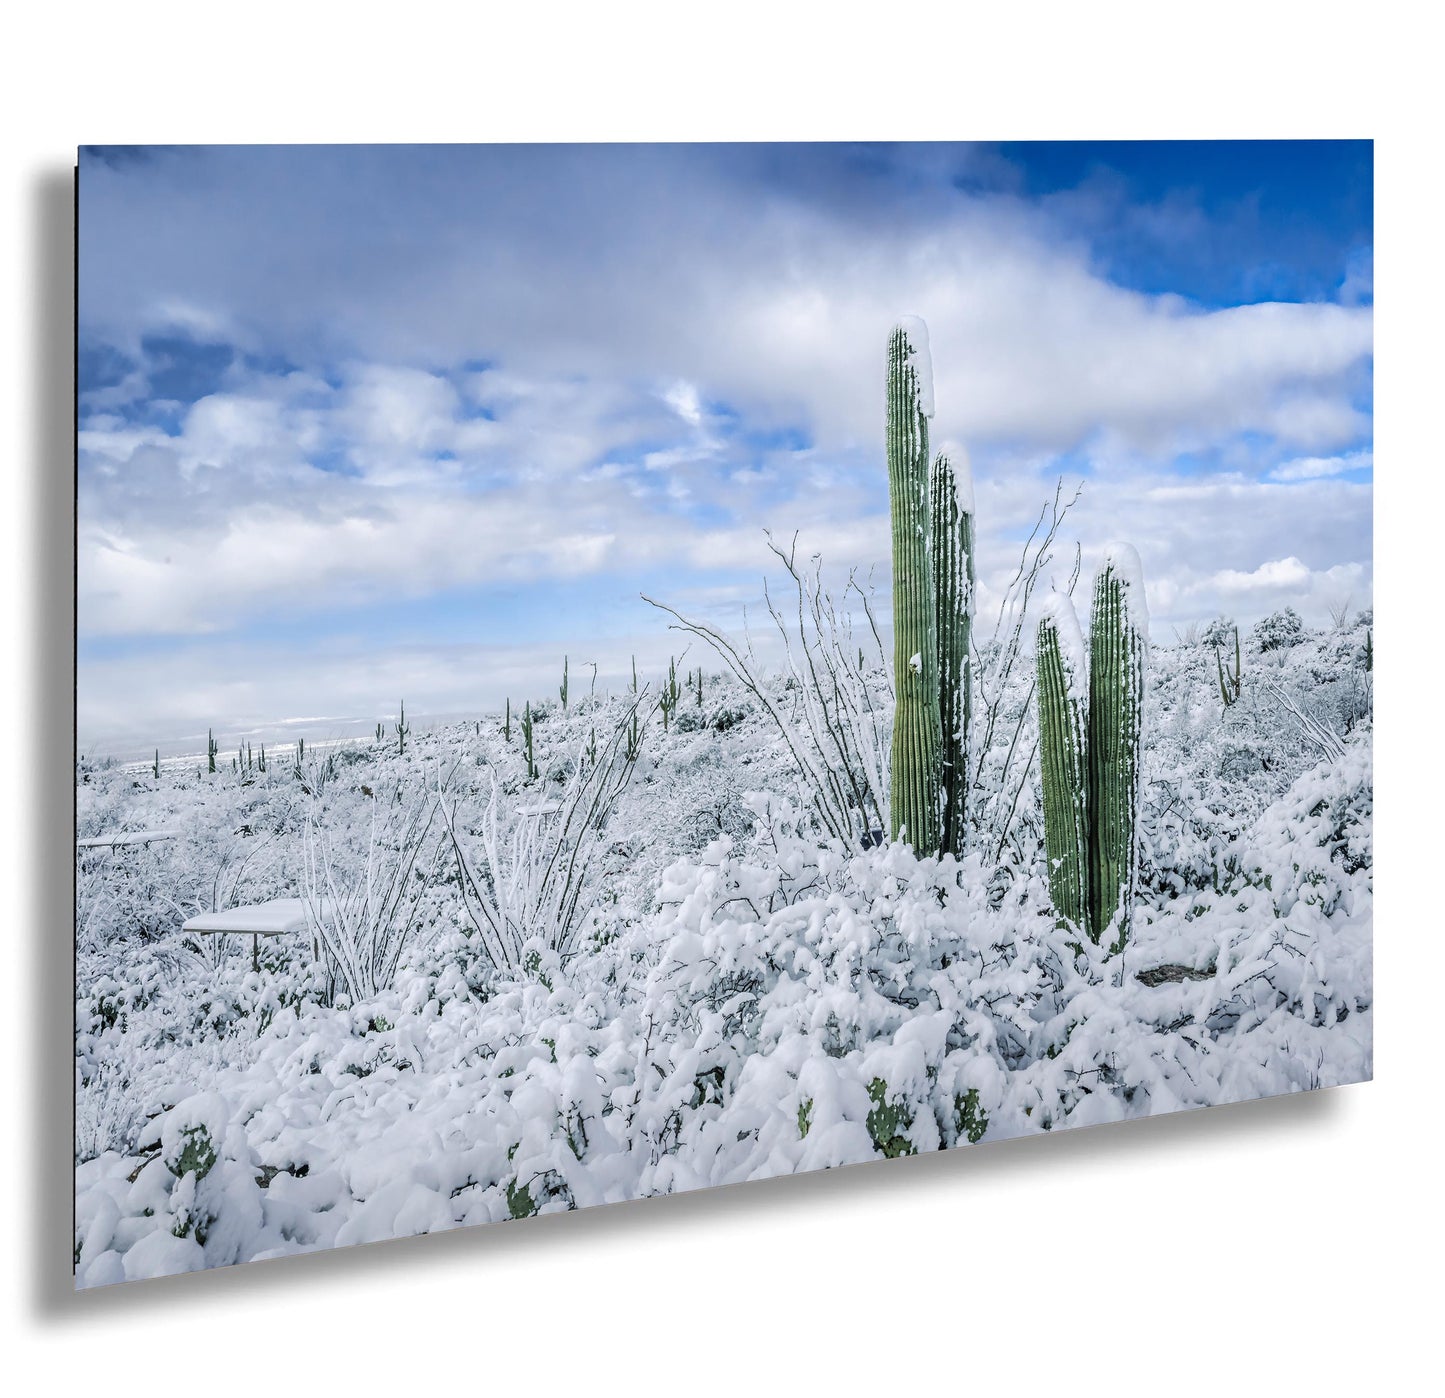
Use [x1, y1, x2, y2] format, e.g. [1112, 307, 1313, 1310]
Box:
[76, 141, 1373, 750]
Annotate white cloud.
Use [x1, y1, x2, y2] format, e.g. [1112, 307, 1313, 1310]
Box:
[1212, 556, 1313, 592]
[1269, 449, 1372, 482]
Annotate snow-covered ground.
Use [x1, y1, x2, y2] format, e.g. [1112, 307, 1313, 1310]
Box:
[73, 606, 1372, 1286]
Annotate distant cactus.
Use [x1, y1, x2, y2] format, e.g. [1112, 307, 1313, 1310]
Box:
[503, 697, 511, 741]
[207, 729, 218, 775]
[931, 449, 975, 856]
[153, 749, 160, 780]
[885, 319, 941, 852]
[1036, 597, 1090, 934]
[660, 658, 681, 731]
[375, 721, 384, 744]
[1215, 625, 1242, 708]
[559, 656, 569, 712]
[695, 668, 704, 707]
[522, 701, 538, 780]
[396, 700, 409, 757]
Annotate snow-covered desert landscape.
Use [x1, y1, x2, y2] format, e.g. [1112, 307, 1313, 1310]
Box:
[74, 142, 1373, 1287]
[73, 430, 1372, 1283]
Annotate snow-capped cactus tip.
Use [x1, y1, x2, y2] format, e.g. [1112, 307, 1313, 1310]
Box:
[891, 316, 935, 419]
[1100, 541, 1149, 642]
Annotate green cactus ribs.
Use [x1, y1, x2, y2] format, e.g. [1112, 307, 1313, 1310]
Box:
[1036, 595, 1090, 935]
[886, 318, 941, 852]
[1034, 545, 1148, 951]
[1088, 547, 1147, 951]
[931, 449, 975, 857]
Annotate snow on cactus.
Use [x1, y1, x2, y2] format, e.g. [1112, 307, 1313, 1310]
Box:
[1088, 544, 1148, 950]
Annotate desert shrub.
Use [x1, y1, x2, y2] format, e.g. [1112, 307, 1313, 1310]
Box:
[1253, 607, 1305, 652]
[1201, 615, 1236, 648]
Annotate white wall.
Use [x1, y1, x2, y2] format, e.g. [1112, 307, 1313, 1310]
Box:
[2, 6, 1430, 1391]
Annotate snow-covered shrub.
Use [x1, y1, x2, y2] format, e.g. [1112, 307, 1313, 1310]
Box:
[1252, 607, 1305, 652]
[1201, 615, 1237, 648]
[438, 705, 644, 971]
[303, 796, 443, 1005]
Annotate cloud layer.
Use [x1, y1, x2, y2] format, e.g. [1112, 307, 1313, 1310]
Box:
[77, 143, 1373, 749]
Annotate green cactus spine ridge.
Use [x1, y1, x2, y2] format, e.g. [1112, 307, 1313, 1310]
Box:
[1036, 597, 1090, 934]
[930, 449, 975, 856]
[1086, 550, 1147, 952]
[885, 320, 941, 852]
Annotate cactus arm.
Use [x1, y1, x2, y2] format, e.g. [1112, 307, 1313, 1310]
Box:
[1036, 598, 1091, 936]
[886, 321, 942, 851]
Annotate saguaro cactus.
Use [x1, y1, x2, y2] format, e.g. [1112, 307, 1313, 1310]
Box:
[1087, 547, 1148, 951]
[931, 449, 975, 856]
[522, 701, 537, 780]
[1035, 547, 1148, 950]
[886, 318, 941, 851]
[1215, 626, 1242, 708]
[1035, 595, 1090, 933]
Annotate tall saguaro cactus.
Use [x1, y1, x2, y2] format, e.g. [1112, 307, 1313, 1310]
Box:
[1035, 546, 1148, 951]
[1035, 596, 1090, 933]
[886, 319, 941, 851]
[1087, 548, 1147, 950]
[931, 449, 975, 856]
